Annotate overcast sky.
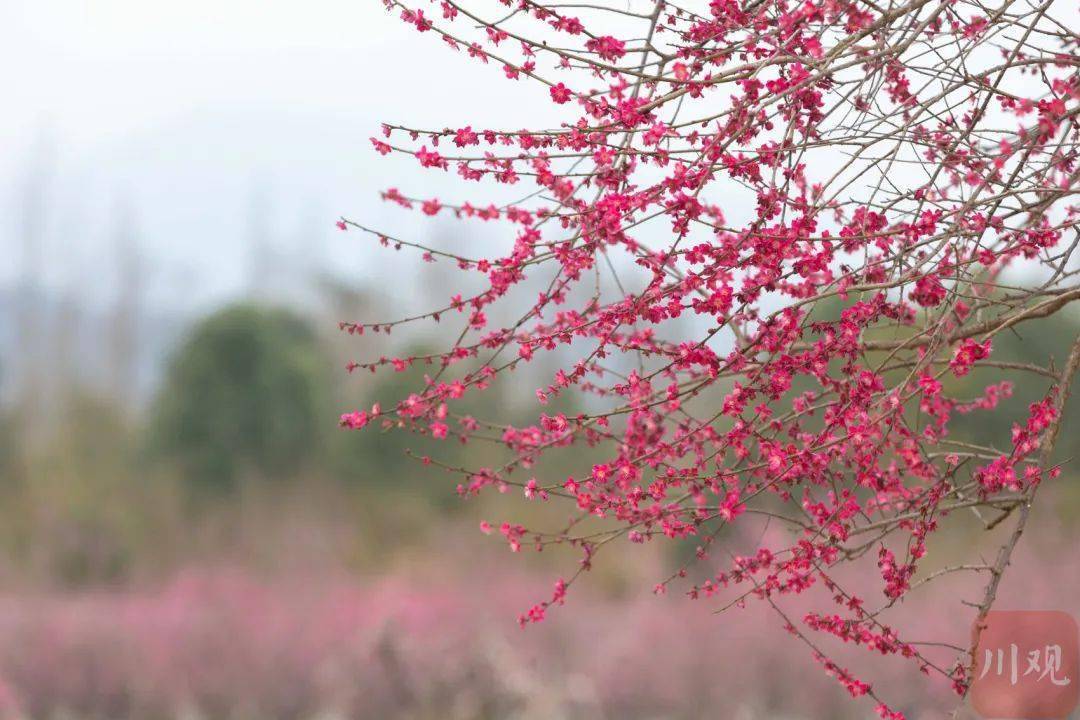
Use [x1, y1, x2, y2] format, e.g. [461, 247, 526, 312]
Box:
[0, 0, 563, 313]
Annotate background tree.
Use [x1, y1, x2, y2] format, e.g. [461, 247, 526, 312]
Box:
[148, 304, 330, 491]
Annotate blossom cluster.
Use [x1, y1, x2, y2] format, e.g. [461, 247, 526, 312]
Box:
[341, 0, 1080, 714]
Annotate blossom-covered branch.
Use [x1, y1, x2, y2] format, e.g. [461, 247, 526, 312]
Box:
[341, 0, 1079, 714]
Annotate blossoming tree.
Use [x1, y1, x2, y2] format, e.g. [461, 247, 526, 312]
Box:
[339, 0, 1080, 714]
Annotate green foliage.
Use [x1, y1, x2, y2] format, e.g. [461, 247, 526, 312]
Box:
[0, 409, 19, 487]
[800, 291, 1080, 462]
[147, 304, 330, 491]
[330, 346, 434, 487]
[39, 393, 139, 584]
[947, 308, 1080, 462]
[330, 345, 500, 511]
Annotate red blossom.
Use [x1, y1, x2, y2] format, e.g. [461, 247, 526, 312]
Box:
[549, 82, 572, 104]
[338, 0, 1080, 714]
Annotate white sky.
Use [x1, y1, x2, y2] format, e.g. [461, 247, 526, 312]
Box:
[0, 0, 558, 313]
[4, 0, 1068, 317]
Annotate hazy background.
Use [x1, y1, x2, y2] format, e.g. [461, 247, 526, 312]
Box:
[2, 2, 1080, 718]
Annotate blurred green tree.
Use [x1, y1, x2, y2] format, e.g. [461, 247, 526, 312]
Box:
[946, 308, 1080, 462]
[330, 343, 491, 509]
[0, 409, 21, 489]
[788, 291, 1080, 469]
[147, 304, 330, 490]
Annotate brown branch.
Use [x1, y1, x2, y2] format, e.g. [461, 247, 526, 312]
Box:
[954, 331, 1080, 713]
